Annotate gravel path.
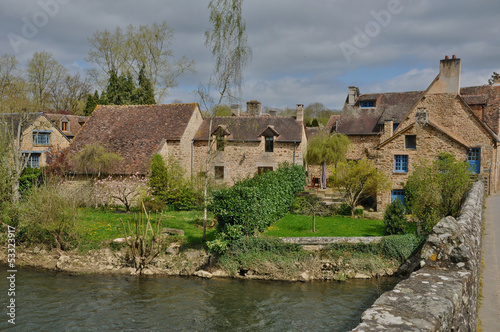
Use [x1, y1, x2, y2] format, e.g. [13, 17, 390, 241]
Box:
[479, 193, 500, 331]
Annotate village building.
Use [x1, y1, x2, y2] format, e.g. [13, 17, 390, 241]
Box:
[68, 103, 203, 175]
[335, 56, 500, 210]
[45, 112, 88, 141]
[192, 101, 307, 186]
[0, 112, 70, 168]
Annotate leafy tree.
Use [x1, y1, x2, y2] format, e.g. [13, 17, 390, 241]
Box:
[329, 158, 391, 217]
[405, 153, 471, 233]
[71, 143, 122, 177]
[300, 194, 323, 232]
[488, 72, 499, 85]
[383, 198, 408, 235]
[305, 130, 350, 189]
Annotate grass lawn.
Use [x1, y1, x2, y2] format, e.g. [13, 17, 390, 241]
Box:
[75, 208, 216, 251]
[263, 214, 386, 237]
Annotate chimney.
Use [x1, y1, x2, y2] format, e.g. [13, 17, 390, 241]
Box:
[247, 100, 262, 116]
[269, 109, 277, 117]
[428, 55, 461, 94]
[296, 104, 304, 122]
[348, 86, 360, 105]
[231, 104, 240, 117]
[493, 73, 500, 86]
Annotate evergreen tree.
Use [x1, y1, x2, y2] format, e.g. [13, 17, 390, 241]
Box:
[83, 90, 100, 116]
[134, 65, 156, 104]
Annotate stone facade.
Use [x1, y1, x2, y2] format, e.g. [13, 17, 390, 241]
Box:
[193, 109, 306, 186]
[353, 181, 484, 331]
[336, 57, 500, 212]
[1, 112, 70, 168]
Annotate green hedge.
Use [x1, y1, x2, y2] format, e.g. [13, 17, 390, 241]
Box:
[208, 163, 306, 253]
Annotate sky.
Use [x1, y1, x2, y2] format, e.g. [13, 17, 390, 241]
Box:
[1, 0, 499, 111]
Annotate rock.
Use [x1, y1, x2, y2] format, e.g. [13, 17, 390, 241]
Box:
[56, 255, 72, 270]
[166, 244, 180, 255]
[354, 273, 371, 279]
[299, 272, 311, 282]
[162, 228, 185, 236]
[194, 270, 212, 279]
[211, 270, 230, 278]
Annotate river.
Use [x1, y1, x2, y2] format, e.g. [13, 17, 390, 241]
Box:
[1, 266, 399, 331]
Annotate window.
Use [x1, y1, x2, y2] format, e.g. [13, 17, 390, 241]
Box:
[216, 135, 225, 151]
[24, 153, 41, 168]
[265, 136, 274, 152]
[258, 167, 273, 175]
[391, 190, 405, 205]
[393, 123, 399, 132]
[61, 121, 68, 131]
[394, 155, 408, 172]
[405, 135, 416, 149]
[360, 100, 375, 108]
[215, 166, 224, 179]
[33, 131, 51, 145]
[467, 148, 481, 174]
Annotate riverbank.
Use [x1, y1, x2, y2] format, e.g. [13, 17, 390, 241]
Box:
[0, 243, 400, 282]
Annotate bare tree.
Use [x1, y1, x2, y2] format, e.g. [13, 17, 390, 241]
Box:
[87, 22, 195, 102]
[198, 0, 252, 241]
[26, 51, 67, 109]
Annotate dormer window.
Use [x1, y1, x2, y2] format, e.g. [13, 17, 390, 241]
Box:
[211, 125, 231, 152]
[61, 120, 69, 132]
[259, 125, 280, 153]
[265, 136, 274, 152]
[360, 100, 375, 108]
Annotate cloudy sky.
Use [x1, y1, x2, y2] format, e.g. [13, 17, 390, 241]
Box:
[1, 0, 499, 111]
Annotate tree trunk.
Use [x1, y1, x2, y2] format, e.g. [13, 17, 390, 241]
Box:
[321, 161, 327, 189]
[312, 213, 316, 233]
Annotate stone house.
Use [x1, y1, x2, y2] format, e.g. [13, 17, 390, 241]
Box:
[45, 112, 88, 141]
[68, 104, 204, 175]
[192, 101, 307, 186]
[0, 112, 70, 168]
[336, 56, 500, 210]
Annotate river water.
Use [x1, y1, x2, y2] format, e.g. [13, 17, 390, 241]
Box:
[1, 267, 399, 331]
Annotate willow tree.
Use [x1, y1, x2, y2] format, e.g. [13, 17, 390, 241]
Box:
[199, 0, 252, 241]
[305, 130, 350, 189]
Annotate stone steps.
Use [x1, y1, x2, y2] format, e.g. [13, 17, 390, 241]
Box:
[301, 187, 345, 207]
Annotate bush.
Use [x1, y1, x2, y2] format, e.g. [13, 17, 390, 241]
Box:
[405, 153, 471, 233]
[380, 234, 426, 263]
[383, 198, 408, 235]
[336, 202, 352, 216]
[208, 163, 306, 253]
[18, 182, 77, 250]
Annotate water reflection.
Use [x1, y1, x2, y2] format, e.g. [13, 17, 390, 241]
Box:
[1, 267, 398, 331]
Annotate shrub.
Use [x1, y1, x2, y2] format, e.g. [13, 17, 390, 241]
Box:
[383, 198, 408, 235]
[336, 202, 352, 216]
[94, 173, 151, 211]
[208, 163, 306, 253]
[405, 153, 471, 233]
[380, 234, 426, 263]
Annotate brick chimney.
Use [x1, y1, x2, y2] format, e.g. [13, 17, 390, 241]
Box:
[268, 109, 277, 117]
[493, 73, 500, 86]
[296, 104, 304, 122]
[428, 55, 461, 95]
[231, 104, 240, 117]
[348, 86, 360, 105]
[247, 100, 262, 116]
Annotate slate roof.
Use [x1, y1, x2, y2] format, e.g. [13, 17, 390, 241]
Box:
[69, 103, 200, 174]
[337, 86, 500, 135]
[194, 116, 303, 142]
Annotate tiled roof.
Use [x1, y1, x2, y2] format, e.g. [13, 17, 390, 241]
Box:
[45, 113, 88, 139]
[69, 103, 200, 174]
[337, 85, 500, 135]
[194, 116, 303, 142]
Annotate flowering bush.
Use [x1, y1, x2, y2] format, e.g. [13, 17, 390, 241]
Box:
[94, 173, 152, 211]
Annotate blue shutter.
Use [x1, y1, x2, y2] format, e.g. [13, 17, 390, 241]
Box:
[467, 148, 481, 174]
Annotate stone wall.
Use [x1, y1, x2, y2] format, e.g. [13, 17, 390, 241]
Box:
[352, 181, 484, 331]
